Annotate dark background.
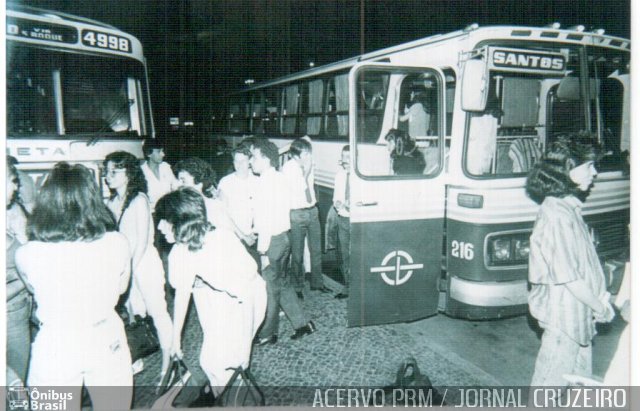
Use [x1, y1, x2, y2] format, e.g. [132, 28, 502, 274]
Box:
[11, 0, 631, 134]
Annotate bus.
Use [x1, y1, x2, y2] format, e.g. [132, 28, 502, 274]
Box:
[214, 23, 630, 326]
[6, 3, 152, 195]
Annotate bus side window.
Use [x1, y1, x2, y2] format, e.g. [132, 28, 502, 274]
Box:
[303, 79, 324, 137]
[325, 73, 348, 138]
[281, 84, 300, 135]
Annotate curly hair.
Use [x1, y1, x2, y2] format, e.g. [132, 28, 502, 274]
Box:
[155, 187, 212, 251]
[526, 136, 599, 204]
[384, 129, 417, 157]
[142, 137, 165, 157]
[174, 157, 217, 197]
[104, 151, 147, 225]
[28, 162, 116, 242]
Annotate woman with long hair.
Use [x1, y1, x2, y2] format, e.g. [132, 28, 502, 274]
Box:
[526, 137, 615, 387]
[155, 188, 266, 393]
[15, 163, 133, 409]
[104, 151, 173, 378]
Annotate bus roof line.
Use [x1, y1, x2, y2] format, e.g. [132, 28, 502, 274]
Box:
[7, 2, 118, 30]
[240, 24, 629, 93]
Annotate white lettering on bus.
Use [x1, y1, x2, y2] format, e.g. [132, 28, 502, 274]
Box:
[493, 51, 564, 70]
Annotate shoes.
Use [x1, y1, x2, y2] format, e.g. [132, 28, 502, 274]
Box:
[335, 293, 349, 299]
[296, 291, 304, 300]
[290, 321, 316, 340]
[254, 335, 277, 346]
[311, 286, 332, 294]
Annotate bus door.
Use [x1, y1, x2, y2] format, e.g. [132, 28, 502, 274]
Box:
[347, 63, 446, 326]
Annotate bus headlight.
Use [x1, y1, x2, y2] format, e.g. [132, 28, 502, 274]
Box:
[486, 232, 531, 267]
[490, 239, 511, 262]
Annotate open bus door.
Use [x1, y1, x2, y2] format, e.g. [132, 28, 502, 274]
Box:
[347, 63, 446, 326]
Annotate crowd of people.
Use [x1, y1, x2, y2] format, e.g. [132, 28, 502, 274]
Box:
[5, 133, 627, 407]
[5, 135, 351, 408]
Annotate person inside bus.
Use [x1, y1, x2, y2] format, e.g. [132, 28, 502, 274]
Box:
[385, 129, 426, 175]
[282, 137, 331, 298]
[525, 137, 615, 388]
[399, 88, 429, 139]
[141, 138, 179, 210]
[15, 163, 133, 409]
[332, 145, 351, 299]
[156, 188, 267, 394]
[104, 151, 173, 381]
[6, 158, 32, 387]
[248, 139, 316, 345]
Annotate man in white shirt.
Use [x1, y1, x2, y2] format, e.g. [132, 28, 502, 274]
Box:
[140, 138, 179, 210]
[282, 137, 329, 298]
[333, 145, 351, 299]
[218, 145, 258, 256]
[249, 139, 316, 345]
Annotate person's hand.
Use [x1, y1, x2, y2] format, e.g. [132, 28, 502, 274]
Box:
[404, 105, 409, 114]
[242, 232, 257, 246]
[334, 201, 344, 211]
[170, 340, 183, 359]
[594, 296, 615, 323]
[261, 255, 270, 270]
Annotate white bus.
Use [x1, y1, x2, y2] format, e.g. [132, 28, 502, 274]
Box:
[6, 3, 152, 193]
[215, 23, 630, 326]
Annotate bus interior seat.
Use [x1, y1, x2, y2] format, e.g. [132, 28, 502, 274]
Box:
[508, 137, 542, 173]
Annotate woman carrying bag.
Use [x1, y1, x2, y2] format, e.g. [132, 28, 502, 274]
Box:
[155, 188, 267, 394]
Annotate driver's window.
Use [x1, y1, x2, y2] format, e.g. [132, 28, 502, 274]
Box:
[355, 68, 442, 178]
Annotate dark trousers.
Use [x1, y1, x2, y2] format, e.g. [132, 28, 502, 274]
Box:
[336, 215, 350, 291]
[289, 207, 324, 291]
[259, 232, 308, 338]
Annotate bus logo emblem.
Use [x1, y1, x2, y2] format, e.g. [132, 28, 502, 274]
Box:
[370, 250, 423, 286]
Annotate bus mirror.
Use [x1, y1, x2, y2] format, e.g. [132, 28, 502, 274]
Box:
[461, 59, 489, 112]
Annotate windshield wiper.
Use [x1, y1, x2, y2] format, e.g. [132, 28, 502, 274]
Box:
[86, 99, 134, 146]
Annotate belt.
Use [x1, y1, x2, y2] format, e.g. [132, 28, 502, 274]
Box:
[292, 204, 317, 211]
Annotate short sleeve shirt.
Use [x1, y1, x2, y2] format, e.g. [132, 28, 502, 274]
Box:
[528, 196, 606, 345]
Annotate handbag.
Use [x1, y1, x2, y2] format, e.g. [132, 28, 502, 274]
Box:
[384, 357, 445, 405]
[151, 357, 192, 409]
[215, 366, 265, 407]
[125, 315, 160, 362]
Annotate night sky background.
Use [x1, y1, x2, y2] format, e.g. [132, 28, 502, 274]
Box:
[12, 0, 631, 133]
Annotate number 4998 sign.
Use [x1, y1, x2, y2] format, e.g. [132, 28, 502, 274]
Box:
[82, 29, 131, 53]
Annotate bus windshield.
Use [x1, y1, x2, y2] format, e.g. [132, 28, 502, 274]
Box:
[464, 44, 629, 177]
[7, 45, 151, 138]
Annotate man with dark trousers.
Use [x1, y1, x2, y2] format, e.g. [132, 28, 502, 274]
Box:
[249, 139, 316, 345]
[282, 137, 331, 299]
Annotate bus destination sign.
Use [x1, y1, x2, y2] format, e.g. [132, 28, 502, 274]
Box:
[489, 47, 567, 73]
[6, 17, 78, 44]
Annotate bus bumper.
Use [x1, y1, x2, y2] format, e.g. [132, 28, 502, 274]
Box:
[445, 276, 528, 319]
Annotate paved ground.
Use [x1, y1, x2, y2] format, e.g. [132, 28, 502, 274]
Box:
[130, 265, 626, 408]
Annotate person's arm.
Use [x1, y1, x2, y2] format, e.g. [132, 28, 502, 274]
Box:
[123, 196, 151, 273]
[168, 247, 193, 357]
[117, 236, 132, 295]
[565, 280, 604, 314]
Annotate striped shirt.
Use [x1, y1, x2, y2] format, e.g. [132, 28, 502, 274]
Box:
[528, 195, 606, 346]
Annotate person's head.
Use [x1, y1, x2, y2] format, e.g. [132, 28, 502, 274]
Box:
[6, 157, 20, 209]
[289, 137, 313, 168]
[526, 137, 599, 204]
[174, 157, 217, 196]
[384, 129, 416, 157]
[249, 139, 279, 174]
[28, 162, 115, 242]
[340, 145, 350, 171]
[104, 151, 147, 212]
[231, 145, 252, 176]
[155, 187, 211, 251]
[143, 138, 166, 164]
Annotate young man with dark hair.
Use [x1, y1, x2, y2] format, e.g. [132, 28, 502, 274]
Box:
[282, 137, 330, 298]
[249, 139, 316, 345]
